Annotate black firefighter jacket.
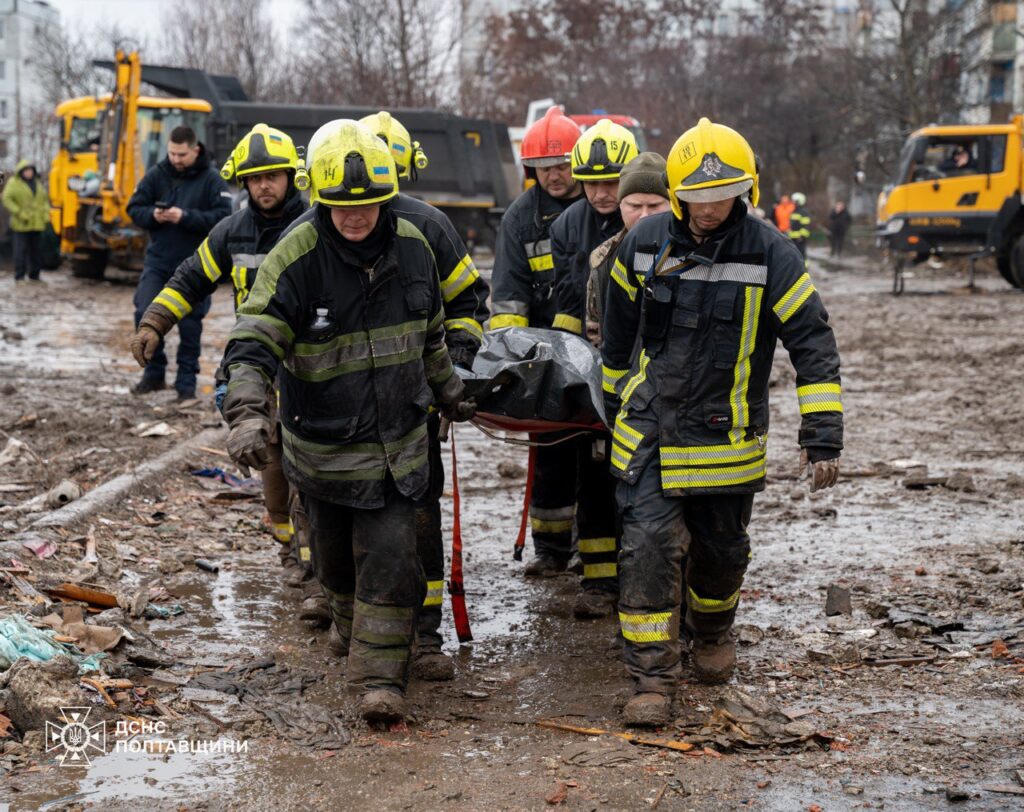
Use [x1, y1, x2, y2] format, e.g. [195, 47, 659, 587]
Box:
[144, 192, 307, 325]
[221, 207, 457, 509]
[601, 202, 843, 496]
[288, 194, 490, 368]
[551, 196, 624, 335]
[126, 144, 233, 272]
[490, 184, 581, 330]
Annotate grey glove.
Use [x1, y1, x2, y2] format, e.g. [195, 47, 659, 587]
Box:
[227, 418, 272, 474]
[799, 448, 840, 493]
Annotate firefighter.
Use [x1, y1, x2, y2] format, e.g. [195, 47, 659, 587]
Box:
[548, 120, 638, 616]
[601, 118, 843, 726]
[788, 192, 811, 262]
[294, 112, 491, 680]
[490, 106, 584, 577]
[220, 121, 474, 723]
[130, 124, 307, 552]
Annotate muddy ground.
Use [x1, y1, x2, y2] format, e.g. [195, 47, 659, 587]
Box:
[0, 250, 1022, 811]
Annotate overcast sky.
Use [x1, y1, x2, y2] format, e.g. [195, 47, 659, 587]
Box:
[47, 0, 294, 45]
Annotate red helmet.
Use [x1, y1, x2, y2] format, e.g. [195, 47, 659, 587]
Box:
[520, 106, 581, 168]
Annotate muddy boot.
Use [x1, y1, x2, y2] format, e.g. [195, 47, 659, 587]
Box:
[412, 648, 455, 681]
[566, 551, 584, 575]
[573, 589, 617, 619]
[691, 638, 736, 685]
[358, 688, 406, 724]
[328, 624, 349, 658]
[622, 692, 671, 727]
[299, 584, 332, 629]
[524, 554, 568, 578]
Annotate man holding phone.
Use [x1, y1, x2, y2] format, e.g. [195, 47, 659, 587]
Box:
[127, 125, 232, 399]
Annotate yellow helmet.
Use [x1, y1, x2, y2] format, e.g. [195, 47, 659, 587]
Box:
[666, 117, 759, 218]
[220, 124, 299, 182]
[571, 119, 638, 181]
[359, 111, 428, 180]
[308, 120, 398, 208]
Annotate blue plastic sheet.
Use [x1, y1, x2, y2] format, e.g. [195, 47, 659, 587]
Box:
[0, 614, 105, 673]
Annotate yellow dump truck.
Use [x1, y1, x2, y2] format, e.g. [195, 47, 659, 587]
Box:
[876, 115, 1024, 293]
[50, 50, 211, 278]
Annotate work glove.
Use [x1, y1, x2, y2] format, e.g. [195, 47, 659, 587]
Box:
[799, 447, 840, 493]
[130, 325, 162, 367]
[438, 373, 476, 423]
[227, 418, 272, 475]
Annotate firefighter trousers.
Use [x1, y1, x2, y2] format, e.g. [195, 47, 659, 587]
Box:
[262, 431, 293, 542]
[576, 432, 619, 594]
[529, 433, 578, 561]
[616, 457, 753, 695]
[305, 487, 425, 693]
[415, 414, 446, 652]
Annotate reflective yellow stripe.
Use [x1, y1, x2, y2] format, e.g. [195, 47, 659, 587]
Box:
[441, 255, 479, 301]
[613, 414, 642, 450]
[153, 287, 191, 319]
[423, 580, 444, 607]
[552, 313, 582, 334]
[531, 517, 574, 533]
[528, 253, 554, 272]
[611, 258, 638, 301]
[579, 537, 616, 554]
[661, 436, 765, 466]
[583, 562, 617, 579]
[270, 521, 293, 542]
[489, 313, 529, 330]
[661, 457, 766, 490]
[444, 317, 483, 341]
[619, 610, 672, 643]
[620, 351, 649, 405]
[198, 238, 221, 283]
[610, 442, 633, 472]
[602, 365, 627, 394]
[299, 546, 311, 562]
[773, 272, 816, 324]
[797, 382, 843, 414]
[728, 286, 762, 446]
[687, 586, 740, 613]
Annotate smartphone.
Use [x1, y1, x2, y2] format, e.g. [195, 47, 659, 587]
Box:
[154, 200, 170, 210]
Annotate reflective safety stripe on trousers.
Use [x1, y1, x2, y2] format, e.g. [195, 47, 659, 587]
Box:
[619, 610, 673, 643]
[423, 579, 444, 607]
[530, 504, 573, 534]
[526, 238, 553, 272]
[602, 364, 627, 394]
[660, 285, 766, 491]
[687, 585, 740, 614]
[282, 422, 428, 483]
[796, 382, 843, 414]
[579, 537, 617, 581]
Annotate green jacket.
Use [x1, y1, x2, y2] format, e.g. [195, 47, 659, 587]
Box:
[2, 160, 49, 233]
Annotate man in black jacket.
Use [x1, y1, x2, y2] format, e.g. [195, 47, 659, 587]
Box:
[602, 119, 843, 726]
[127, 125, 232, 399]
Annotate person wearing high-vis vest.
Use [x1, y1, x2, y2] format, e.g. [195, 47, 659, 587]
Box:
[296, 112, 491, 681]
[787, 192, 811, 262]
[131, 124, 306, 551]
[220, 121, 474, 724]
[601, 119, 843, 727]
[548, 120, 638, 618]
[490, 107, 586, 578]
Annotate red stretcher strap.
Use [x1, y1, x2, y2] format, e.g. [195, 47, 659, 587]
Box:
[513, 444, 536, 561]
[448, 427, 473, 643]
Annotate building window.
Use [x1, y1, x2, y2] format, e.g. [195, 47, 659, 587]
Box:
[0, 62, 5, 81]
[0, 100, 7, 120]
[0, 139, 7, 159]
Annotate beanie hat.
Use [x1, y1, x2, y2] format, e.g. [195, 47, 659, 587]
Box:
[617, 152, 668, 202]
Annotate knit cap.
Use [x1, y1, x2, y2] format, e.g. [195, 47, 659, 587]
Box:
[617, 152, 668, 202]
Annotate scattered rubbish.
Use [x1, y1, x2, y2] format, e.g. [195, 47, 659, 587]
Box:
[462, 689, 489, 700]
[197, 445, 231, 458]
[945, 786, 970, 802]
[991, 639, 1010, 659]
[143, 602, 184, 619]
[825, 584, 852, 616]
[0, 438, 26, 466]
[736, 624, 765, 646]
[537, 719, 695, 753]
[862, 655, 936, 667]
[903, 475, 948, 490]
[0, 614, 106, 672]
[191, 467, 255, 488]
[560, 740, 640, 766]
[44, 582, 119, 609]
[134, 421, 176, 437]
[545, 782, 568, 805]
[39, 605, 122, 654]
[0, 712, 13, 738]
[7, 413, 38, 430]
[21, 536, 57, 559]
[980, 785, 1024, 796]
[890, 459, 927, 476]
[45, 479, 82, 510]
[194, 558, 220, 573]
[6, 655, 97, 732]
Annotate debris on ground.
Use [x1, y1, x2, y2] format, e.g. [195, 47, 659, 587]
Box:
[0, 614, 106, 672]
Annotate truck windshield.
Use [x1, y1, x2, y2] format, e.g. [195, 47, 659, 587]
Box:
[136, 108, 209, 172]
[899, 134, 1007, 183]
[67, 116, 101, 153]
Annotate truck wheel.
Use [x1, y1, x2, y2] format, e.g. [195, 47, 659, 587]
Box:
[1009, 240, 1024, 289]
[996, 253, 1014, 285]
[70, 249, 108, 280]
